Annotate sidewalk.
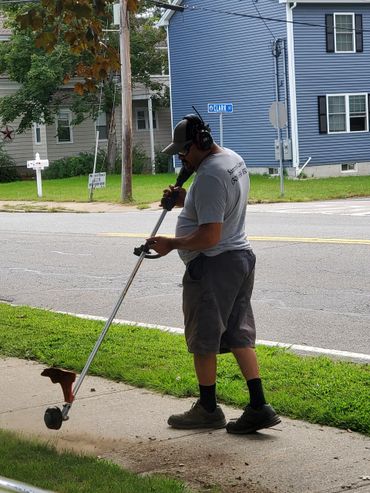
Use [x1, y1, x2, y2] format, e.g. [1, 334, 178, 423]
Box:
[0, 200, 158, 213]
[1, 357, 369, 493]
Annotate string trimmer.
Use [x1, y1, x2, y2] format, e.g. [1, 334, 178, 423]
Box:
[42, 166, 193, 430]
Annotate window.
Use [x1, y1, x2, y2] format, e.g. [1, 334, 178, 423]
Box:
[326, 14, 363, 53]
[57, 110, 73, 143]
[341, 163, 357, 172]
[33, 123, 42, 145]
[319, 94, 369, 134]
[335, 14, 355, 52]
[136, 108, 157, 131]
[96, 112, 108, 140]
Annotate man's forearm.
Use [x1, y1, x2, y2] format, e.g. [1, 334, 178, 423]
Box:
[170, 224, 222, 252]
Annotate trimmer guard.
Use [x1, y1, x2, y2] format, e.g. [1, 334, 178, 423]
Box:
[41, 367, 76, 403]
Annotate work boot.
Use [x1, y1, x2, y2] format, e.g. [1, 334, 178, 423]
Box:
[168, 400, 226, 429]
[226, 404, 281, 434]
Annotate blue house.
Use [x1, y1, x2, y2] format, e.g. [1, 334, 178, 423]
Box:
[158, 0, 370, 177]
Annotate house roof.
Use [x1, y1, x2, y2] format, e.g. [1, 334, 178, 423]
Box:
[157, 0, 183, 27]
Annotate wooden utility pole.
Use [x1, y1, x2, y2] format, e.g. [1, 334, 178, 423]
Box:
[119, 0, 133, 202]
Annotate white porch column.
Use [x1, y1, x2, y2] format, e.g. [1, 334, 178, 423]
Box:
[148, 97, 155, 174]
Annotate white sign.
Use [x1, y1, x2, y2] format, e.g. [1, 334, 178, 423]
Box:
[88, 172, 106, 189]
[269, 102, 287, 129]
[208, 103, 233, 113]
[27, 153, 49, 170]
[26, 153, 49, 198]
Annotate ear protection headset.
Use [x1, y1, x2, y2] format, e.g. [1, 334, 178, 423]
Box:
[183, 114, 214, 151]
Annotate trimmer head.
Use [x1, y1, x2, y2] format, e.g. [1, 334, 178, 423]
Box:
[44, 406, 63, 430]
[42, 367, 76, 430]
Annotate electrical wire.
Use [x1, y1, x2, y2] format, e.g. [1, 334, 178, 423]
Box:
[250, 0, 276, 41]
[0, 0, 368, 35]
[181, 2, 370, 35]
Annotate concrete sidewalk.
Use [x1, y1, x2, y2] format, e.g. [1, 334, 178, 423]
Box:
[0, 358, 369, 493]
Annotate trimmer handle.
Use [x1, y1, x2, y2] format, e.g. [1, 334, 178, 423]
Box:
[134, 166, 194, 258]
[161, 166, 193, 211]
[133, 242, 161, 259]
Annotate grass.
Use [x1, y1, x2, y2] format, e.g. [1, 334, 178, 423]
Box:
[0, 429, 192, 493]
[0, 303, 369, 436]
[0, 173, 369, 205]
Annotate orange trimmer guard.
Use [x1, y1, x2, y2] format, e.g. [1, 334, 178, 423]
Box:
[41, 368, 76, 403]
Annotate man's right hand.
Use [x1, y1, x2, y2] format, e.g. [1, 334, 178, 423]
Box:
[160, 185, 186, 208]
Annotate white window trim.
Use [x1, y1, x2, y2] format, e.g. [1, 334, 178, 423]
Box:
[136, 107, 158, 132]
[56, 109, 73, 144]
[334, 13, 356, 54]
[326, 93, 368, 134]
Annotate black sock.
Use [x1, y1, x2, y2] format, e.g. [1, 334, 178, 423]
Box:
[199, 384, 217, 413]
[247, 378, 266, 409]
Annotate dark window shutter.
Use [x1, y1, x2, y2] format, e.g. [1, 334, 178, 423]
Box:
[318, 96, 328, 134]
[355, 15, 363, 52]
[326, 14, 335, 52]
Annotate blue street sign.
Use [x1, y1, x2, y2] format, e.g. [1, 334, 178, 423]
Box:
[207, 103, 233, 114]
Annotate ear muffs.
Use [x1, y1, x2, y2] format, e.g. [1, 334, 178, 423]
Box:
[183, 114, 213, 151]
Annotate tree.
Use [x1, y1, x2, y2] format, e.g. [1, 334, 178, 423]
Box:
[0, 1, 167, 189]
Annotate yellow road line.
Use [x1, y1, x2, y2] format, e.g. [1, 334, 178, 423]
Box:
[98, 232, 370, 245]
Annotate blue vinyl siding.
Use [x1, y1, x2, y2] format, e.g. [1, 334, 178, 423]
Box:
[293, 4, 370, 165]
[168, 0, 287, 168]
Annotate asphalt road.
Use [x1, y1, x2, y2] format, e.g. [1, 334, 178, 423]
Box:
[1, 199, 370, 357]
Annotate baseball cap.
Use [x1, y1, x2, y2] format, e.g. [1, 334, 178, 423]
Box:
[161, 119, 193, 155]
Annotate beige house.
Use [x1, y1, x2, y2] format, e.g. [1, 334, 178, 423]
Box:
[0, 16, 172, 175]
[0, 75, 172, 175]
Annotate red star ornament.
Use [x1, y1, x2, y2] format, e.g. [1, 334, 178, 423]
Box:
[0, 125, 15, 142]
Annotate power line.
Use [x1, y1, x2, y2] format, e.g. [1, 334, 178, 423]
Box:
[250, 0, 276, 41]
[182, 3, 370, 35]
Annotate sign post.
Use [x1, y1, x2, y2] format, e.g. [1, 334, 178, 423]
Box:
[207, 103, 233, 147]
[269, 101, 287, 197]
[27, 153, 49, 198]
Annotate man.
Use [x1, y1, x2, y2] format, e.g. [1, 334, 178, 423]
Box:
[147, 114, 281, 434]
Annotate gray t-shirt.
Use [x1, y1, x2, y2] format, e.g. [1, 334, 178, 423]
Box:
[175, 148, 251, 264]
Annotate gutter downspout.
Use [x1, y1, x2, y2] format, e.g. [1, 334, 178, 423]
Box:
[286, 2, 300, 173]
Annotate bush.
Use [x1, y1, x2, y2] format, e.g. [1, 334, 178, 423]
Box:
[0, 144, 19, 182]
[44, 150, 108, 179]
[132, 145, 150, 174]
[155, 148, 171, 173]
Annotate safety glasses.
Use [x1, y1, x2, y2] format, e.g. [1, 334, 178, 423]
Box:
[178, 142, 192, 158]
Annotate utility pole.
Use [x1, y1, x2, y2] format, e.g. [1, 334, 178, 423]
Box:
[119, 0, 133, 202]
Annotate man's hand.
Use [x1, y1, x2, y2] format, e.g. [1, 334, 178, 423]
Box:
[146, 236, 174, 257]
[160, 185, 186, 208]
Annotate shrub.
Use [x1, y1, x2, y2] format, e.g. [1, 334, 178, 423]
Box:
[155, 148, 171, 173]
[44, 150, 107, 179]
[0, 144, 19, 182]
[132, 145, 149, 174]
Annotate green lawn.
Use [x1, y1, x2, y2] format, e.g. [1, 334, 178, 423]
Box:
[0, 429, 192, 493]
[0, 303, 369, 436]
[0, 173, 369, 205]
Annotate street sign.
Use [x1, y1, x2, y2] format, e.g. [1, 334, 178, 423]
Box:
[269, 102, 287, 129]
[88, 172, 106, 189]
[208, 103, 233, 114]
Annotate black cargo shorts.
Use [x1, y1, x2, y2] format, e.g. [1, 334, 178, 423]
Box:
[182, 249, 256, 354]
